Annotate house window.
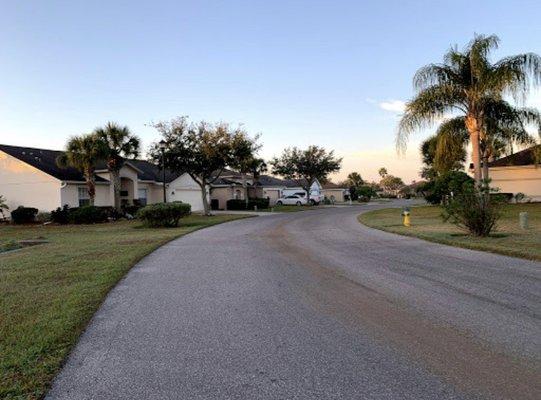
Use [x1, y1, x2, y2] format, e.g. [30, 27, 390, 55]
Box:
[138, 188, 148, 206]
[78, 187, 90, 207]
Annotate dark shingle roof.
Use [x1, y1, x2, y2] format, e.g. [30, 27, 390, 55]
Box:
[0, 144, 181, 183]
[256, 175, 287, 187]
[0, 144, 108, 182]
[488, 145, 540, 167]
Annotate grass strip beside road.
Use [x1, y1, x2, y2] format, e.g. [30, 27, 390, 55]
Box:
[0, 214, 249, 399]
[358, 203, 541, 261]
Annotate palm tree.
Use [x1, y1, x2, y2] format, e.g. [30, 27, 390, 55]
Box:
[57, 134, 108, 206]
[398, 34, 541, 185]
[94, 122, 140, 210]
[429, 103, 539, 179]
[378, 167, 388, 178]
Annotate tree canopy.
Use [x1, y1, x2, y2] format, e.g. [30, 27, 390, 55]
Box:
[150, 117, 259, 215]
[398, 34, 541, 184]
[56, 133, 108, 205]
[271, 146, 342, 201]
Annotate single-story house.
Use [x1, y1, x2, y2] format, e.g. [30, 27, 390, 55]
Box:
[0, 144, 207, 212]
[488, 145, 541, 202]
[321, 182, 349, 203]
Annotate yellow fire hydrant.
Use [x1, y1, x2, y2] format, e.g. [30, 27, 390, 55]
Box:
[402, 210, 411, 227]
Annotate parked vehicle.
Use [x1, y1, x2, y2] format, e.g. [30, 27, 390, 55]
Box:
[275, 194, 308, 206]
[281, 189, 322, 205]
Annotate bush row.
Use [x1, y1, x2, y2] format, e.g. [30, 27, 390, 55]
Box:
[226, 198, 270, 210]
[10, 202, 192, 227]
[137, 202, 191, 227]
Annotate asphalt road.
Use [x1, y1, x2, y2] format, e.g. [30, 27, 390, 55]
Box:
[47, 202, 541, 400]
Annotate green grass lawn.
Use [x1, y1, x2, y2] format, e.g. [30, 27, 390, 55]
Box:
[359, 203, 541, 261]
[0, 214, 248, 399]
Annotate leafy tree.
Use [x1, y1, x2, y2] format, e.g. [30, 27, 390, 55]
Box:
[357, 185, 376, 202]
[419, 171, 473, 204]
[379, 174, 404, 192]
[270, 146, 342, 203]
[342, 172, 365, 201]
[398, 34, 541, 185]
[57, 134, 108, 205]
[346, 172, 364, 187]
[378, 167, 388, 178]
[0, 195, 9, 220]
[94, 122, 141, 210]
[229, 132, 262, 207]
[150, 117, 245, 216]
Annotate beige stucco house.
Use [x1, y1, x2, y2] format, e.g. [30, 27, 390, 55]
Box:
[488, 145, 541, 202]
[321, 182, 349, 203]
[0, 144, 206, 212]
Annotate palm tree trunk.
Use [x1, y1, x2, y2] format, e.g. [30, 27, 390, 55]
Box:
[85, 169, 96, 206]
[111, 170, 121, 210]
[466, 115, 482, 186]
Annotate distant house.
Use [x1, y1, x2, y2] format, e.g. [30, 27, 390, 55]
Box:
[321, 181, 349, 203]
[0, 144, 207, 212]
[487, 145, 541, 201]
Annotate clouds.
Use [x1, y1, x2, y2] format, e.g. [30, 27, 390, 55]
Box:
[366, 98, 406, 114]
[379, 100, 406, 113]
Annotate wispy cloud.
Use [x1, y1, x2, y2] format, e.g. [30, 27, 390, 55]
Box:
[378, 99, 406, 113]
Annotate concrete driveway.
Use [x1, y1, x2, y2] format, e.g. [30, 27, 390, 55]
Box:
[47, 202, 541, 400]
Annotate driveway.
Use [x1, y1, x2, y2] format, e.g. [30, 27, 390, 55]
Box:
[47, 202, 541, 400]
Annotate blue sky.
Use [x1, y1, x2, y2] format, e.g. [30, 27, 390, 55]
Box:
[1, 0, 541, 182]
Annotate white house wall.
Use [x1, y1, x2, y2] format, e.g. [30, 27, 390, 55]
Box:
[0, 150, 62, 211]
[490, 166, 541, 201]
[168, 173, 206, 211]
[60, 184, 111, 208]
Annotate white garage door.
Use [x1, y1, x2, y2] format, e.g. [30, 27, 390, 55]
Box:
[170, 188, 204, 212]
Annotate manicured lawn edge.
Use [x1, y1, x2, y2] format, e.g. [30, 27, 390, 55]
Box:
[0, 214, 252, 399]
[358, 205, 541, 262]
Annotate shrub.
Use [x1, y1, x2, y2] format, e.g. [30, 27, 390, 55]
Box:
[51, 205, 71, 224]
[226, 198, 269, 210]
[122, 204, 141, 217]
[442, 183, 503, 237]
[514, 192, 526, 203]
[10, 206, 38, 224]
[137, 202, 191, 227]
[357, 185, 376, 202]
[69, 206, 108, 224]
[249, 198, 270, 209]
[420, 171, 474, 205]
[36, 212, 51, 223]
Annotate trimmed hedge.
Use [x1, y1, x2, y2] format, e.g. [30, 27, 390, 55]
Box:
[137, 202, 191, 227]
[68, 206, 108, 224]
[10, 207, 38, 224]
[51, 205, 71, 224]
[226, 198, 270, 210]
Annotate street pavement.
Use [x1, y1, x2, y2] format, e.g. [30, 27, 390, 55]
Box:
[47, 201, 541, 399]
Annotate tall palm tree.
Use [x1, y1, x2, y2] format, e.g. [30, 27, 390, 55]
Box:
[430, 102, 539, 179]
[57, 134, 108, 206]
[94, 122, 140, 210]
[398, 34, 541, 185]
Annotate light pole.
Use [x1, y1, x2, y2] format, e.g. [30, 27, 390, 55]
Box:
[159, 140, 167, 203]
